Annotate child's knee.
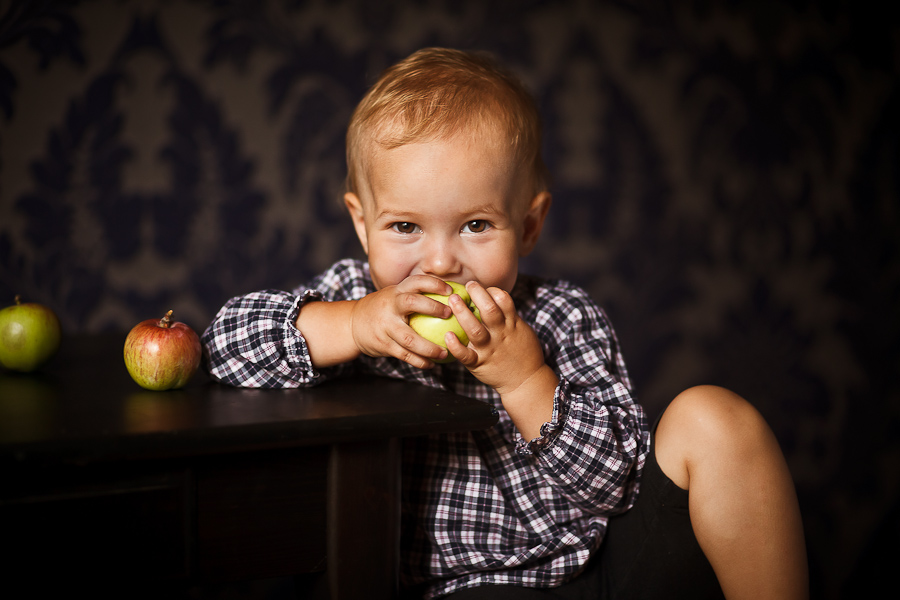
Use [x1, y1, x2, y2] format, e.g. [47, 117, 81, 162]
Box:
[654, 385, 772, 489]
[671, 385, 766, 441]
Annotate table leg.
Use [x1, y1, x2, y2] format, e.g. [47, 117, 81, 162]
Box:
[328, 437, 400, 599]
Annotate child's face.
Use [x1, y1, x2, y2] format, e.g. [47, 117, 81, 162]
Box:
[344, 133, 551, 292]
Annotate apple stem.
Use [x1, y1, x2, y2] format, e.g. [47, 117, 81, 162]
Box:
[158, 309, 174, 328]
[14, 294, 22, 305]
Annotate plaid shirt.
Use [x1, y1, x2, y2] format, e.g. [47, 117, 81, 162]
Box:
[202, 259, 649, 598]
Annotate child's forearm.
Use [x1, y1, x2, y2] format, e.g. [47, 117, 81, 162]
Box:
[294, 299, 360, 368]
[499, 364, 560, 442]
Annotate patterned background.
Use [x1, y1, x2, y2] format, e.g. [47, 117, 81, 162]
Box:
[1, 1, 898, 598]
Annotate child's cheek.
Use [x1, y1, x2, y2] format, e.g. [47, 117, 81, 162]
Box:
[368, 243, 418, 289]
[471, 250, 519, 294]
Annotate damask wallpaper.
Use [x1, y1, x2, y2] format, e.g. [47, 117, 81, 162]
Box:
[1, 1, 898, 598]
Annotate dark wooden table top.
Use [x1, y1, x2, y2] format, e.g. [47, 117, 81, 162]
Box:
[0, 333, 498, 467]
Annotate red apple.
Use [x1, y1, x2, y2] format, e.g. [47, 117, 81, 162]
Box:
[124, 310, 201, 391]
[0, 295, 62, 372]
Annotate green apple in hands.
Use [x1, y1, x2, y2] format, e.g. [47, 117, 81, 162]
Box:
[409, 281, 481, 363]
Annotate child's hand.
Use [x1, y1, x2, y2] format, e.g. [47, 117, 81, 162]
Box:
[446, 282, 559, 439]
[444, 282, 543, 393]
[350, 276, 453, 369]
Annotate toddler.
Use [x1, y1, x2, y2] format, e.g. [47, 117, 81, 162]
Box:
[203, 47, 808, 599]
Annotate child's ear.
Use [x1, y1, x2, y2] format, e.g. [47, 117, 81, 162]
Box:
[519, 191, 552, 256]
[344, 192, 369, 255]
[344, 192, 369, 254]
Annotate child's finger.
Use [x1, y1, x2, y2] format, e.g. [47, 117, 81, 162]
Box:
[445, 330, 477, 365]
[487, 287, 516, 317]
[398, 276, 453, 318]
[398, 274, 453, 296]
[465, 282, 508, 326]
[449, 292, 488, 344]
[391, 328, 448, 367]
[401, 290, 452, 319]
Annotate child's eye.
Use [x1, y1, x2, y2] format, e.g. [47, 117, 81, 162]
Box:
[392, 222, 421, 234]
[462, 220, 491, 233]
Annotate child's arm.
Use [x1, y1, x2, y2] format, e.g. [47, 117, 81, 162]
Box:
[202, 260, 456, 387]
[447, 280, 648, 516]
[445, 282, 559, 440]
[292, 299, 358, 367]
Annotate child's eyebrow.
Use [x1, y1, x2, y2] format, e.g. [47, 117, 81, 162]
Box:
[374, 202, 508, 222]
[373, 207, 420, 222]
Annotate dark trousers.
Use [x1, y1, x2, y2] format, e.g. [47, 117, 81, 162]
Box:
[444, 427, 724, 600]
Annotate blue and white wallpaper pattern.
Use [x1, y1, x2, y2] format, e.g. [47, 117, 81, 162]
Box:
[2, 1, 898, 598]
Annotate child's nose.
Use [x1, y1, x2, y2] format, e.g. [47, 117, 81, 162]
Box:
[420, 237, 461, 278]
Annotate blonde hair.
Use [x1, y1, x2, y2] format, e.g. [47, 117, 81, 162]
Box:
[346, 47, 548, 196]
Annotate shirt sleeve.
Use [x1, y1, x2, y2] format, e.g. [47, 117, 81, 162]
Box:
[201, 289, 326, 388]
[201, 259, 371, 388]
[516, 280, 650, 516]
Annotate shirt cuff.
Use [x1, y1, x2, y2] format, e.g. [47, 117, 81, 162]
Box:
[515, 378, 571, 456]
[284, 289, 324, 377]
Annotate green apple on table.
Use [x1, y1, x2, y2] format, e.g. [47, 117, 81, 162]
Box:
[409, 281, 481, 364]
[0, 295, 62, 372]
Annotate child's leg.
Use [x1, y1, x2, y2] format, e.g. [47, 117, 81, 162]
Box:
[653, 385, 808, 600]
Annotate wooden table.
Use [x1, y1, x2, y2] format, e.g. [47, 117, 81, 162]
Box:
[0, 334, 497, 598]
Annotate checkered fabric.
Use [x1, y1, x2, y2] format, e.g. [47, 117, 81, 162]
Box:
[202, 259, 649, 598]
